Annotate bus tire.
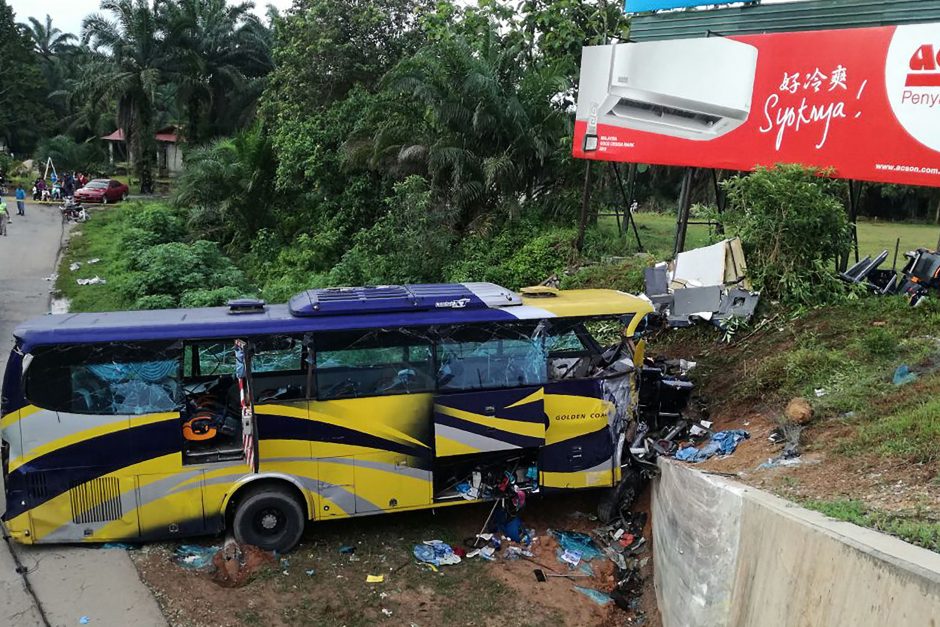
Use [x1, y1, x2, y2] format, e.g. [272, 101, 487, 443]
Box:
[597, 468, 641, 524]
[232, 485, 306, 552]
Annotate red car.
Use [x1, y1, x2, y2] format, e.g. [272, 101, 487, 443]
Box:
[74, 179, 129, 204]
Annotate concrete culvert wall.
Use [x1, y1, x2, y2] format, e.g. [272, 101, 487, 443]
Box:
[652, 459, 940, 627]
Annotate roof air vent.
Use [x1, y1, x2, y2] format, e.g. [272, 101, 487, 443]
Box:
[227, 298, 266, 315]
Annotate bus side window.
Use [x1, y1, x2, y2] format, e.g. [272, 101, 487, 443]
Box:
[252, 336, 307, 403]
[315, 329, 434, 400]
[436, 324, 547, 391]
[25, 343, 183, 415]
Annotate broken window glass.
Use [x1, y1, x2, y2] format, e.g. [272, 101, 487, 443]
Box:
[436, 323, 547, 391]
[315, 328, 435, 399]
[26, 342, 184, 415]
[252, 336, 304, 373]
[251, 336, 308, 403]
[184, 341, 237, 378]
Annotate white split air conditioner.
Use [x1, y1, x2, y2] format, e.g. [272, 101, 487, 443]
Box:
[598, 38, 759, 141]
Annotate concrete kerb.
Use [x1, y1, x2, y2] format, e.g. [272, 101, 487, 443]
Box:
[653, 458, 940, 627]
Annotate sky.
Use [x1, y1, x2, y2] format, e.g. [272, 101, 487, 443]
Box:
[9, 0, 807, 40]
[7, 0, 294, 39]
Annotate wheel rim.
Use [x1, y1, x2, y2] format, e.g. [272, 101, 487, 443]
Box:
[253, 506, 287, 539]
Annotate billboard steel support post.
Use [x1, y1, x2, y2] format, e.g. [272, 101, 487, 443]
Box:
[844, 180, 862, 271]
[711, 169, 725, 236]
[674, 167, 695, 257]
[576, 161, 593, 253]
[612, 163, 644, 252]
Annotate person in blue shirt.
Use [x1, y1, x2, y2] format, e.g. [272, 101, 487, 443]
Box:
[15, 184, 25, 216]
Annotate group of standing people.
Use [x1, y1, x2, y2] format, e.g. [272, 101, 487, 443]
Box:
[32, 172, 87, 202]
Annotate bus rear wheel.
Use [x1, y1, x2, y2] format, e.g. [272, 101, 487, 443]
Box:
[597, 468, 642, 524]
[232, 485, 305, 552]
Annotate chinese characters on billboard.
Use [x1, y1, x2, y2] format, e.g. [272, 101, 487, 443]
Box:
[573, 23, 940, 187]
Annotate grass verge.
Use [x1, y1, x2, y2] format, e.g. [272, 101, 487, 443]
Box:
[804, 498, 940, 552]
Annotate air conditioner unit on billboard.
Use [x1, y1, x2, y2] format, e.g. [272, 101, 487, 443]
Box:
[598, 38, 759, 141]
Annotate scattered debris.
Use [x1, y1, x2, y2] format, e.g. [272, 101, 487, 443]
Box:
[534, 569, 591, 582]
[86, 257, 100, 264]
[338, 545, 356, 555]
[69, 262, 81, 272]
[549, 530, 604, 562]
[79, 617, 90, 625]
[574, 586, 613, 605]
[413, 540, 461, 567]
[839, 247, 940, 305]
[174, 544, 219, 570]
[381, 608, 393, 617]
[758, 456, 804, 469]
[645, 238, 760, 329]
[675, 429, 750, 463]
[76, 276, 107, 286]
[893, 364, 918, 386]
[366, 574, 384, 583]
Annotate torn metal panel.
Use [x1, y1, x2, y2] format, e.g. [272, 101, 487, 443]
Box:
[671, 286, 722, 317]
[713, 287, 760, 322]
[671, 237, 750, 290]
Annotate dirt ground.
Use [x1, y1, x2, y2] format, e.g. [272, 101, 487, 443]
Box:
[690, 405, 939, 516]
[655, 353, 940, 525]
[132, 492, 659, 627]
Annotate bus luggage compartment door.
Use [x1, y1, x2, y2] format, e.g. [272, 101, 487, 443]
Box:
[433, 387, 545, 457]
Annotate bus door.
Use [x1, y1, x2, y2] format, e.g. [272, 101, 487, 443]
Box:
[311, 329, 436, 517]
[250, 336, 315, 494]
[433, 325, 548, 457]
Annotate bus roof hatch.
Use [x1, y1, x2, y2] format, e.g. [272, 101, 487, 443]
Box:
[287, 283, 521, 317]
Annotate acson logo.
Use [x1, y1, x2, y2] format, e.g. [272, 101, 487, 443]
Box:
[886, 24, 940, 152]
[907, 44, 940, 86]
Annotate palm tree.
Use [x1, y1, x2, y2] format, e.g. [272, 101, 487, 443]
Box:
[80, 0, 171, 193]
[22, 14, 76, 61]
[161, 0, 273, 143]
[356, 25, 571, 224]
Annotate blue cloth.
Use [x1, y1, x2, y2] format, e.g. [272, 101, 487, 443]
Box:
[413, 541, 458, 566]
[15, 188, 25, 200]
[893, 365, 917, 386]
[549, 529, 604, 561]
[675, 430, 749, 463]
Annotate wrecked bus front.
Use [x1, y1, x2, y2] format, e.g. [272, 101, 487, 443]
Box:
[1, 344, 26, 533]
[2, 283, 652, 552]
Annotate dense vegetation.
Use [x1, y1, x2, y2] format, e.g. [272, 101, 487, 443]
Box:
[1, 0, 272, 189]
[0, 0, 932, 310]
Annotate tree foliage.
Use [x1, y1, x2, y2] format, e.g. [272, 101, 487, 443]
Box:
[720, 165, 854, 306]
[0, 1, 53, 152]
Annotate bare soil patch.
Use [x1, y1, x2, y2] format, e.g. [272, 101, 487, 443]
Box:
[132, 493, 659, 627]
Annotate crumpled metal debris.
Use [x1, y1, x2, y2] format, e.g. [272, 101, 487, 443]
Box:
[644, 238, 760, 329]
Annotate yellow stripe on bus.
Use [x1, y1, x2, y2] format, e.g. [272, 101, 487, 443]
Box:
[0, 404, 41, 429]
[8, 412, 179, 473]
[433, 405, 545, 439]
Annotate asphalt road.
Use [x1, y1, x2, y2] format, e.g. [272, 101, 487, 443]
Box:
[0, 202, 166, 626]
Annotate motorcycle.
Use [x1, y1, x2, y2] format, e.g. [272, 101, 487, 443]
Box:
[60, 198, 88, 223]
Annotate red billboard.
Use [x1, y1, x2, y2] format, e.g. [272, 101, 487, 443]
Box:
[573, 23, 940, 187]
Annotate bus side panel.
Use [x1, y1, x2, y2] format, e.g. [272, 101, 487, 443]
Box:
[540, 379, 617, 490]
[311, 395, 433, 517]
[253, 396, 434, 519]
[4, 410, 191, 543]
[433, 387, 545, 457]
